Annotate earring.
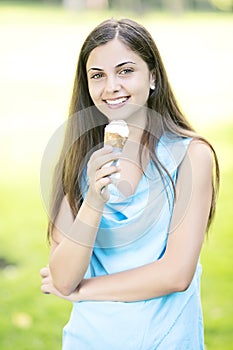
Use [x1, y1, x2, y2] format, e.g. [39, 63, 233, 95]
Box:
[150, 84, 155, 90]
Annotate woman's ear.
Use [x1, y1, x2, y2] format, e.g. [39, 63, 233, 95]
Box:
[149, 70, 156, 90]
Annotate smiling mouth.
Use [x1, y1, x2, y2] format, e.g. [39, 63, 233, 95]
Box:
[104, 97, 129, 106]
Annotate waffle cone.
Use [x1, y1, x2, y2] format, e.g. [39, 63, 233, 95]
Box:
[104, 132, 127, 150]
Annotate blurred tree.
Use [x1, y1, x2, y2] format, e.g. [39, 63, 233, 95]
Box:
[194, 0, 215, 9]
[161, 0, 213, 11]
[209, 0, 233, 10]
[186, 0, 198, 8]
[86, 0, 108, 9]
[107, 0, 213, 12]
[63, 0, 108, 10]
[63, 0, 84, 10]
[162, 0, 185, 11]
[108, 0, 145, 11]
[59, 0, 232, 11]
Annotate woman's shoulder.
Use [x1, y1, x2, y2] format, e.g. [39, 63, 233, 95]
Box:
[186, 139, 213, 171]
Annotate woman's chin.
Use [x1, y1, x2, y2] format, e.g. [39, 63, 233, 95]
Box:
[97, 102, 146, 123]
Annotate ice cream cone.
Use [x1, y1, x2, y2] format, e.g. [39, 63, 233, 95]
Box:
[103, 120, 129, 181]
[104, 120, 129, 151]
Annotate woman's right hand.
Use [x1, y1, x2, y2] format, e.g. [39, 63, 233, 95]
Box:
[86, 146, 121, 206]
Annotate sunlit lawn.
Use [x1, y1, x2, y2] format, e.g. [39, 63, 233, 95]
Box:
[0, 3, 232, 349]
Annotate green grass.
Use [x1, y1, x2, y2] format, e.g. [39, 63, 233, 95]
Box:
[0, 3, 232, 349]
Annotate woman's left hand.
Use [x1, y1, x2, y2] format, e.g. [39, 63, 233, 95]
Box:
[40, 266, 81, 302]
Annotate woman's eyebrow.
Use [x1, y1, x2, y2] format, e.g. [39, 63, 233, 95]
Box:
[87, 61, 136, 73]
[87, 67, 103, 73]
[116, 61, 136, 68]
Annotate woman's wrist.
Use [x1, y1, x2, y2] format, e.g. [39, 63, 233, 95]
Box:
[85, 189, 106, 212]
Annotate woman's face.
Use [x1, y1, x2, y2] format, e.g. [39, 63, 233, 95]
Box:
[86, 38, 155, 123]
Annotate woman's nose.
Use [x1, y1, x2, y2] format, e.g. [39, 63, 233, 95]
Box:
[105, 75, 121, 93]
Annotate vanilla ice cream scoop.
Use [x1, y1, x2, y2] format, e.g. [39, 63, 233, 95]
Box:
[103, 120, 129, 181]
[104, 120, 129, 150]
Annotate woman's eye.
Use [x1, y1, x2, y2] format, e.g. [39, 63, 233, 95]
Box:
[119, 68, 134, 75]
[91, 73, 103, 79]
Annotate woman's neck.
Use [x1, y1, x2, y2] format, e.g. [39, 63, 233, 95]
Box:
[126, 108, 147, 143]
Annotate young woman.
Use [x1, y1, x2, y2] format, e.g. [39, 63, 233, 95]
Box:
[40, 18, 219, 349]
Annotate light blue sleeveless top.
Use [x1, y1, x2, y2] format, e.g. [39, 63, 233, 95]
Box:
[62, 133, 204, 350]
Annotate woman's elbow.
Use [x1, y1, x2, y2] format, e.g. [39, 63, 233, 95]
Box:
[56, 283, 75, 296]
[49, 265, 78, 296]
[165, 265, 193, 293]
[172, 267, 195, 292]
[173, 278, 191, 293]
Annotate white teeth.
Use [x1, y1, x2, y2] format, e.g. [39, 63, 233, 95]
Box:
[106, 97, 128, 105]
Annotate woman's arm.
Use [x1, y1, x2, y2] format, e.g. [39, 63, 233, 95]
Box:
[48, 196, 103, 296]
[42, 140, 213, 302]
[46, 146, 121, 296]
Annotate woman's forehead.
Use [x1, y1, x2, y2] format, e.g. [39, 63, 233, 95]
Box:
[86, 38, 144, 70]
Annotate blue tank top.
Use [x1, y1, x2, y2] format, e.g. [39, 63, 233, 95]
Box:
[62, 133, 204, 350]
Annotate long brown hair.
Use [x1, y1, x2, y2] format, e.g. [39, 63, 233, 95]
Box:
[47, 18, 219, 240]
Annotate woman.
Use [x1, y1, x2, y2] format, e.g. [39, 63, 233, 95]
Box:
[40, 18, 219, 349]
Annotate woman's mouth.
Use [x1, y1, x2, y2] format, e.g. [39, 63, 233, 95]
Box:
[104, 97, 129, 107]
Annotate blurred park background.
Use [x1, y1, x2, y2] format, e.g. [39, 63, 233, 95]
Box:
[0, 0, 232, 349]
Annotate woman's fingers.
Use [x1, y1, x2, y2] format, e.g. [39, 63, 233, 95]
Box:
[40, 275, 51, 294]
[95, 165, 121, 181]
[40, 267, 49, 278]
[41, 281, 67, 299]
[40, 266, 79, 301]
[96, 176, 111, 196]
[40, 266, 52, 294]
[41, 283, 52, 295]
[89, 145, 113, 162]
[86, 146, 122, 202]
[41, 276, 51, 285]
[88, 147, 121, 173]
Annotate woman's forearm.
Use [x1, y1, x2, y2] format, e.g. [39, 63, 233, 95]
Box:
[43, 251, 196, 302]
[66, 256, 191, 302]
[78, 261, 177, 301]
[49, 194, 104, 296]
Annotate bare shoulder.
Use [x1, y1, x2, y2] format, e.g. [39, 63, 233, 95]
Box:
[188, 139, 213, 159]
[175, 138, 213, 197]
[176, 139, 213, 194]
[187, 139, 213, 170]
